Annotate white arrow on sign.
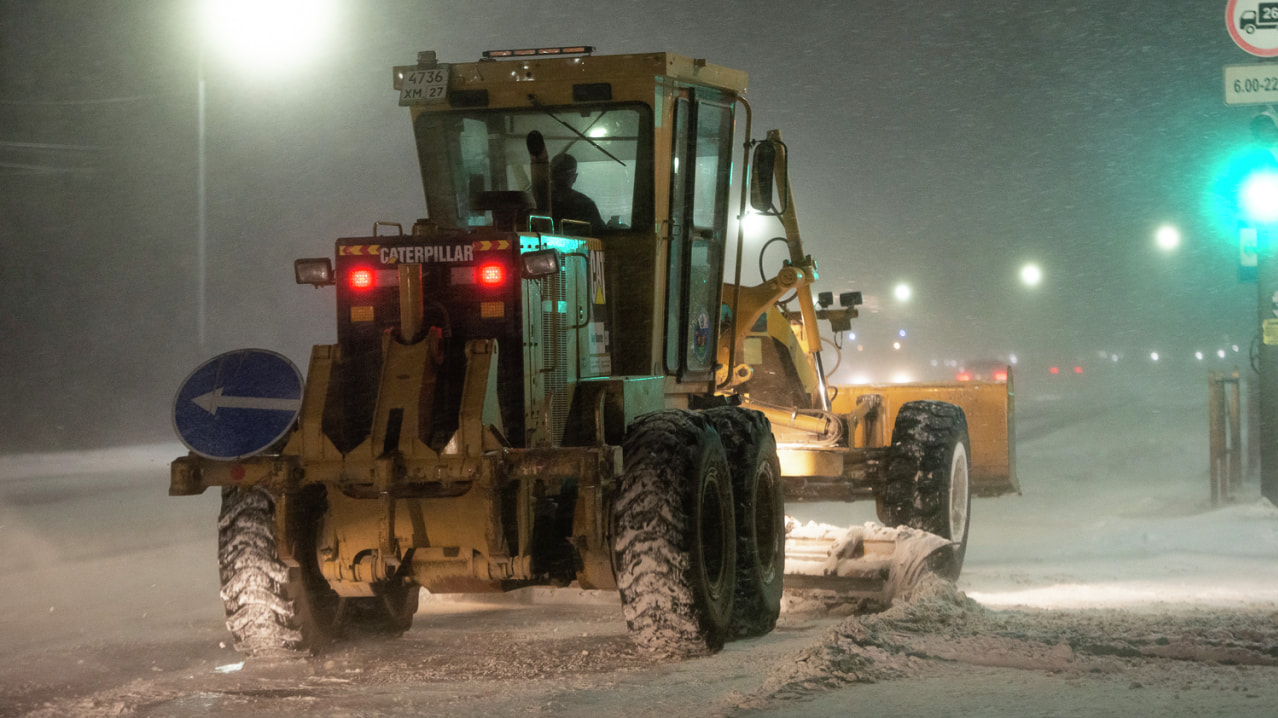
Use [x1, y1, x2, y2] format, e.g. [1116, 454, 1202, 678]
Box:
[192, 387, 302, 416]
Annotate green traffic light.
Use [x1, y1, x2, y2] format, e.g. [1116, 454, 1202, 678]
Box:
[1242, 171, 1278, 223]
[1207, 146, 1278, 233]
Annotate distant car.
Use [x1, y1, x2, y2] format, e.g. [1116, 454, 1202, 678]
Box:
[1047, 364, 1084, 377]
[956, 360, 1008, 383]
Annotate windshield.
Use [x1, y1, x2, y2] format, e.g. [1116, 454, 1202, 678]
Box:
[413, 103, 653, 233]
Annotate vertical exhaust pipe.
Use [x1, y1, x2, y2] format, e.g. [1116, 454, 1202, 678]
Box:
[399, 263, 424, 342]
[527, 130, 550, 216]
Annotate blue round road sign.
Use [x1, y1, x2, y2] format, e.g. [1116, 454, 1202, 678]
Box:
[173, 349, 304, 460]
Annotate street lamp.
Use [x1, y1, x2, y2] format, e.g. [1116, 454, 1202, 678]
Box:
[199, 0, 336, 74]
[1155, 224, 1181, 251]
[193, 0, 336, 345]
[1019, 262, 1042, 287]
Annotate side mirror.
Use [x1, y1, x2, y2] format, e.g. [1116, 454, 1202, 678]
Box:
[749, 138, 789, 215]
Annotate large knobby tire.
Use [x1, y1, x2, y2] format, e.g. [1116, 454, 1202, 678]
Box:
[877, 400, 972, 580]
[613, 410, 737, 657]
[704, 406, 784, 640]
[218, 485, 311, 655]
[218, 485, 416, 655]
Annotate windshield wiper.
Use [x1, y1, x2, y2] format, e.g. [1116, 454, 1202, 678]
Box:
[528, 94, 626, 167]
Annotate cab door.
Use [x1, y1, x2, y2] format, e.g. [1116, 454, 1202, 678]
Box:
[665, 92, 734, 383]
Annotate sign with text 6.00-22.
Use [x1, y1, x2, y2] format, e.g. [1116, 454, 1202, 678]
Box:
[1225, 64, 1278, 104]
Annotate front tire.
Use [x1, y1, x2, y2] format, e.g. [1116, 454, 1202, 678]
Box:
[613, 410, 737, 657]
[877, 401, 971, 579]
[704, 406, 784, 640]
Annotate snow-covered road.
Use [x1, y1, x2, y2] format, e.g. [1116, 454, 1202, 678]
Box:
[3, 369, 1277, 717]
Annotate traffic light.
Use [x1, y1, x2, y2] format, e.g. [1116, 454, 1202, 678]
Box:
[1242, 171, 1278, 223]
[1209, 115, 1278, 239]
[1242, 112, 1278, 223]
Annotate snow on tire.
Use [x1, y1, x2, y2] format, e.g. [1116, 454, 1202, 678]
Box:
[613, 410, 736, 657]
[704, 406, 784, 640]
[218, 485, 303, 655]
[219, 485, 365, 656]
[878, 400, 972, 580]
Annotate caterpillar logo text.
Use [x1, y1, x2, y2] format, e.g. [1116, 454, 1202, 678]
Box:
[379, 244, 474, 265]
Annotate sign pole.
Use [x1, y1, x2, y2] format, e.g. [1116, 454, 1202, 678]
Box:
[1257, 227, 1278, 503]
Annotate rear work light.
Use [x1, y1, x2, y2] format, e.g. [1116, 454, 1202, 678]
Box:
[479, 263, 506, 286]
[349, 268, 375, 290]
[294, 258, 334, 287]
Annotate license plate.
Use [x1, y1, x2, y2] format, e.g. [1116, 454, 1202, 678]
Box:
[399, 67, 449, 105]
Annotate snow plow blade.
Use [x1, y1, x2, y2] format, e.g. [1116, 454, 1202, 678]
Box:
[782, 519, 953, 610]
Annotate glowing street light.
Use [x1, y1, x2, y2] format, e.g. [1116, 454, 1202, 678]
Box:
[193, 0, 336, 344]
[1019, 263, 1042, 287]
[893, 283, 912, 302]
[1155, 224, 1181, 251]
[199, 0, 337, 74]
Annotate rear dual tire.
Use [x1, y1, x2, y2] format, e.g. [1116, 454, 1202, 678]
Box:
[613, 410, 737, 656]
[613, 407, 784, 657]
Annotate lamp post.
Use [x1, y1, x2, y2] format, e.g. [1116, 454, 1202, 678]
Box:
[193, 0, 335, 346]
[197, 56, 207, 345]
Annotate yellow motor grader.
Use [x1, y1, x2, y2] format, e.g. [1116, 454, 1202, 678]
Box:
[169, 47, 1015, 659]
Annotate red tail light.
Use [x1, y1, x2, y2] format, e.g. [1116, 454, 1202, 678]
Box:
[479, 263, 506, 286]
[349, 268, 375, 290]
[993, 370, 1008, 382]
[1073, 366, 1083, 374]
[956, 371, 972, 382]
[1049, 366, 1060, 375]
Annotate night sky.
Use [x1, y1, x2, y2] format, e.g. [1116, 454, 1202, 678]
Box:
[0, 1, 1265, 451]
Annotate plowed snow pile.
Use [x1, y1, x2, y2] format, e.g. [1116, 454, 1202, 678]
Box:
[750, 571, 1278, 709]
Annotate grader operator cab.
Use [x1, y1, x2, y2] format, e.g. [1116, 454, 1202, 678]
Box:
[170, 47, 1016, 659]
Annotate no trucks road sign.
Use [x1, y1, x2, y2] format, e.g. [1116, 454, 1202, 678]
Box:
[173, 349, 304, 460]
[1229, 0, 1278, 57]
